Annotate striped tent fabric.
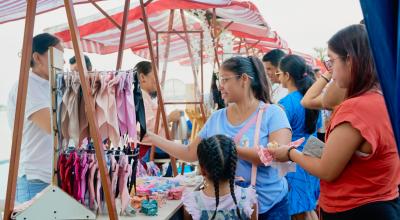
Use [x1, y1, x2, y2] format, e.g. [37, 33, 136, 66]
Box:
[0, 0, 100, 24]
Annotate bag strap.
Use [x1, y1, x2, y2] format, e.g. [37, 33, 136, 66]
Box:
[231, 103, 269, 187]
[233, 111, 259, 144]
[250, 104, 268, 186]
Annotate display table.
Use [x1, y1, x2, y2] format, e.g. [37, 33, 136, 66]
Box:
[97, 180, 201, 220]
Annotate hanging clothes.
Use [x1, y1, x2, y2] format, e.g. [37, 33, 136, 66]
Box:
[95, 73, 120, 147]
[61, 75, 81, 146]
[56, 74, 66, 148]
[115, 72, 137, 140]
[79, 86, 89, 145]
[79, 151, 89, 204]
[133, 71, 147, 141]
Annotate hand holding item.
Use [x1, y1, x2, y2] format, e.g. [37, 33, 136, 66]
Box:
[265, 138, 305, 162]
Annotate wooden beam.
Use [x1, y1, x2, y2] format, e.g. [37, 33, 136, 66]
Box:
[89, 0, 122, 30]
[180, 9, 199, 97]
[160, 9, 175, 86]
[140, 0, 178, 176]
[4, 1, 37, 219]
[199, 32, 206, 122]
[151, 9, 175, 161]
[210, 8, 220, 68]
[215, 21, 234, 39]
[64, 1, 118, 219]
[116, 0, 130, 70]
[237, 38, 243, 54]
[144, 0, 153, 7]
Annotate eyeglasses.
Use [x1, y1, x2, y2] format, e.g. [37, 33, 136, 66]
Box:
[323, 57, 342, 70]
[217, 75, 240, 85]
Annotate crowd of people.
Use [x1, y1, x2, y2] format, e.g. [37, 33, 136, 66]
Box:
[8, 23, 400, 220]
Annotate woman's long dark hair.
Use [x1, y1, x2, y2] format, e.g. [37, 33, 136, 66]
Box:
[328, 24, 378, 98]
[221, 56, 272, 104]
[280, 55, 320, 134]
[197, 135, 242, 220]
[211, 72, 225, 109]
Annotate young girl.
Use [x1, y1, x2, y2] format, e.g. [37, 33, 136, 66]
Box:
[147, 56, 292, 219]
[277, 55, 321, 220]
[182, 135, 257, 220]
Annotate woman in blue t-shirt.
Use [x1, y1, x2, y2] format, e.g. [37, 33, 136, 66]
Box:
[147, 56, 292, 219]
[277, 54, 321, 220]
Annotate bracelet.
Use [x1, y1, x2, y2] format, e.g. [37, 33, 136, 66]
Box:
[320, 74, 330, 83]
[287, 146, 296, 162]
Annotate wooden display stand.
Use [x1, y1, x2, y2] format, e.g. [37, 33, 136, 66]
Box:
[3, 1, 131, 219]
[3, 1, 218, 220]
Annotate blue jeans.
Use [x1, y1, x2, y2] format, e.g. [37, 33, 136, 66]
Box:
[259, 194, 290, 220]
[16, 175, 49, 204]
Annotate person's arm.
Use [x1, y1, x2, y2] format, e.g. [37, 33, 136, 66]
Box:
[250, 203, 258, 220]
[268, 122, 366, 182]
[237, 128, 291, 165]
[321, 82, 347, 110]
[147, 131, 201, 162]
[301, 72, 333, 110]
[29, 108, 51, 134]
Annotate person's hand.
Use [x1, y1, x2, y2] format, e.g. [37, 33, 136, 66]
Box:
[267, 145, 291, 162]
[168, 110, 182, 123]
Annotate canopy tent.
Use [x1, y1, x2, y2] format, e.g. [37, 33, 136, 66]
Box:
[45, 0, 280, 53]
[360, 0, 400, 153]
[45, 0, 323, 69]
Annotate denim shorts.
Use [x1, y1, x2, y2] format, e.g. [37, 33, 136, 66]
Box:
[16, 175, 49, 204]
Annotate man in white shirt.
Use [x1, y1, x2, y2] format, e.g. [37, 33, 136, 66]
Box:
[8, 33, 63, 203]
[262, 49, 288, 103]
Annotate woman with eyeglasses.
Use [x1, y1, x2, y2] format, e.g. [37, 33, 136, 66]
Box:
[276, 54, 321, 220]
[147, 56, 293, 219]
[269, 24, 400, 220]
[301, 57, 347, 142]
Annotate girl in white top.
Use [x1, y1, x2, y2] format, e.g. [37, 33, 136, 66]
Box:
[182, 135, 258, 220]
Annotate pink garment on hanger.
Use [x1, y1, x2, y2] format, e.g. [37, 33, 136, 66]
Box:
[109, 154, 119, 197]
[79, 152, 89, 204]
[67, 75, 81, 145]
[58, 153, 68, 190]
[115, 72, 137, 140]
[79, 88, 89, 145]
[118, 155, 132, 214]
[61, 75, 72, 145]
[88, 155, 97, 210]
[96, 166, 102, 214]
[73, 152, 81, 201]
[95, 74, 120, 147]
[64, 151, 77, 196]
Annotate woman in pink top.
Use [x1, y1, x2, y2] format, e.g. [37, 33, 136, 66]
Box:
[135, 61, 182, 162]
[269, 24, 400, 220]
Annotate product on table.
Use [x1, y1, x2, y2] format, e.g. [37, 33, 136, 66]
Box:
[140, 200, 158, 216]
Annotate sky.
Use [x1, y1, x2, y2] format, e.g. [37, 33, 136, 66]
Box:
[0, 0, 363, 106]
